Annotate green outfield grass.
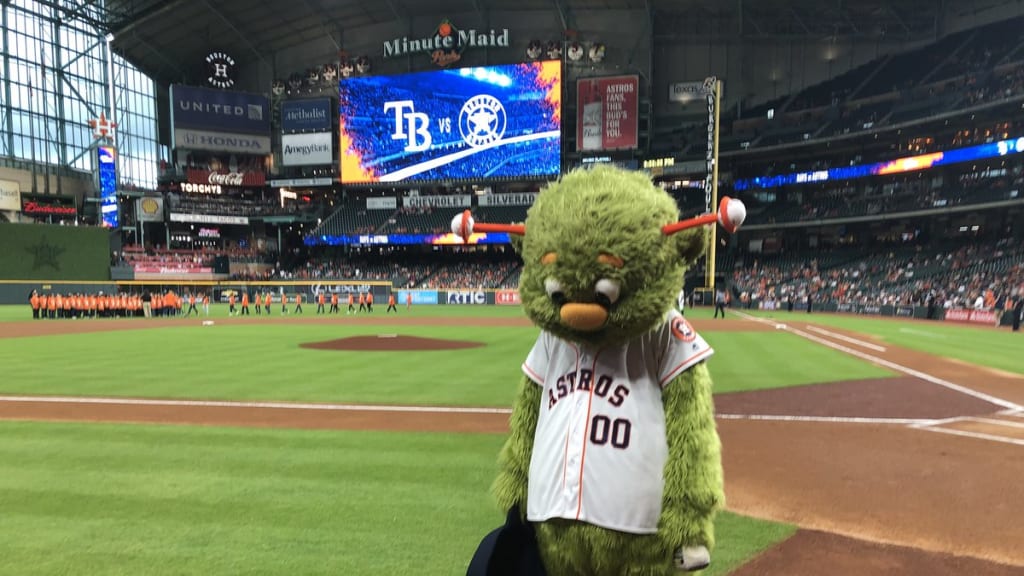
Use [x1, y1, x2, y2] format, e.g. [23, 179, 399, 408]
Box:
[746, 310, 1024, 376]
[0, 421, 795, 576]
[0, 315, 890, 404]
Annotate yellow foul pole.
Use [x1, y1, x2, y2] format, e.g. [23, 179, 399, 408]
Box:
[706, 79, 722, 293]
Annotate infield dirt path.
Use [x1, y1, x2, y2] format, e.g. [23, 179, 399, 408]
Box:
[2, 312, 1023, 575]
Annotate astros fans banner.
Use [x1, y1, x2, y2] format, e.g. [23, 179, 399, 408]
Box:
[576, 75, 639, 152]
[0, 179, 20, 211]
[281, 132, 333, 166]
[944, 308, 999, 325]
[339, 61, 562, 184]
[136, 197, 164, 222]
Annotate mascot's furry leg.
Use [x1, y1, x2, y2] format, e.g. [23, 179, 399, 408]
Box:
[492, 364, 723, 575]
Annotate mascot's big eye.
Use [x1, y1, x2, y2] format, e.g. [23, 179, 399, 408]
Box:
[594, 279, 621, 307]
[545, 278, 567, 306]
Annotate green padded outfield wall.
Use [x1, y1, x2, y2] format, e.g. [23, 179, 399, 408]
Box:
[0, 223, 110, 281]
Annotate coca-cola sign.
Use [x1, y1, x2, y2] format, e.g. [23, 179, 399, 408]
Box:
[187, 169, 265, 187]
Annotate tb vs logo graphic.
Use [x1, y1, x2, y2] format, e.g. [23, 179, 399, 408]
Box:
[384, 95, 507, 152]
[384, 100, 433, 152]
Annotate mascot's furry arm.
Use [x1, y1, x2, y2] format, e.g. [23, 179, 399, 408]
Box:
[660, 362, 724, 557]
[493, 375, 543, 516]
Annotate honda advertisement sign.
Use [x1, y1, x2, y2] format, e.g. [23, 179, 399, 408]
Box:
[576, 75, 639, 152]
[280, 98, 332, 132]
[174, 129, 272, 154]
[281, 132, 333, 166]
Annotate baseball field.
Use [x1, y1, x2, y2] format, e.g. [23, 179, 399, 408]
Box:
[1, 302, 1022, 575]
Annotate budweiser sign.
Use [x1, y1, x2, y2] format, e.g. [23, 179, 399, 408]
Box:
[187, 169, 265, 187]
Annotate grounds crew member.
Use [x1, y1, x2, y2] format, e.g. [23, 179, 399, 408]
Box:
[347, 293, 355, 314]
[317, 292, 326, 314]
[331, 292, 340, 314]
[386, 293, 397, 313]
[293, 292, 303, 314]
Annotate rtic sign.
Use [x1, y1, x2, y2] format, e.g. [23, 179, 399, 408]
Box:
[447, 290, 486, 305]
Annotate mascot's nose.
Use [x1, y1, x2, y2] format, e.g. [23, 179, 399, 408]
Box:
[560, 303, 608, 331]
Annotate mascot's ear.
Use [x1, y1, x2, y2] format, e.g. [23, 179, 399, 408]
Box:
[672, 225, 709, 267]
[510, 223, 525, 255]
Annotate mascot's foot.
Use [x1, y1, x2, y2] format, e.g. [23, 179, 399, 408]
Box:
[674, 546, 710, 572]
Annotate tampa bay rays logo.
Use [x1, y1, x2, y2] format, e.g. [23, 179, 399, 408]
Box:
[458, 94, 506, 148]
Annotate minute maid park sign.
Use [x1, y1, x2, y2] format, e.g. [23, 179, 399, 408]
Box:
[382, 19, 510, 67]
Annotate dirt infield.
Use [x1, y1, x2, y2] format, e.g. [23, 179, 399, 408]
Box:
[299, 334, 485, 351]
[715, 376, 1001, 419]
[1, 313, 1023, 573]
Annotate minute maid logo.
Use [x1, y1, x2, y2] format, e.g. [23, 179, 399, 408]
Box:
[382, 19, 510, 67]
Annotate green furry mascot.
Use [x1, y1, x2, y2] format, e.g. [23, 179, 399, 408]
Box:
[458, 165, 746, 576]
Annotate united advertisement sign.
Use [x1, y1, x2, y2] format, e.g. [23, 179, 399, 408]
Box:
[576, 75, 639, 152]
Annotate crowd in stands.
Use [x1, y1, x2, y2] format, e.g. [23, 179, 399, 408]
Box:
[115, 244, 269, 271]
[727, 238, 1024, 318]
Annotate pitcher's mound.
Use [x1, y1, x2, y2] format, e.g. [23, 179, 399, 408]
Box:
[300, 335, 485, 352]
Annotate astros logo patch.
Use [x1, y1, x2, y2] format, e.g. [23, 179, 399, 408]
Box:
[670, 317, 696, 342]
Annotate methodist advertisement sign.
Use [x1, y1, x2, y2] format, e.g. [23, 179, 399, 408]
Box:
[280, 98, 332, 132]
[170, 84, 271, 154]
[281, 132, 333, 166]
[576, 75, 639, 152]
[0, 179, 20, 211]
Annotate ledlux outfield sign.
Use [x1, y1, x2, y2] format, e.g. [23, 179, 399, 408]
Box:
[383, 19, 510, 67]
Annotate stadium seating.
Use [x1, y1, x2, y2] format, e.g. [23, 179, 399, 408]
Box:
[313, 198, 396, 236]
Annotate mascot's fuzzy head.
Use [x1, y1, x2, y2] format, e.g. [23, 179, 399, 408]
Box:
[452, 165, 745, 347]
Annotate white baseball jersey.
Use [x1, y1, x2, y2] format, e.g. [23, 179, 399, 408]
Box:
[522, 309, 714, 534]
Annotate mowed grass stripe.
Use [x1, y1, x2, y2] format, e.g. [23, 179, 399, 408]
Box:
[703, 331, 892, 393]
[746, 311, 1024, 376]
[0, 421, 793, 576]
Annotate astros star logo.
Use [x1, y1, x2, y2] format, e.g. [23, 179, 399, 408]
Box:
[25, 236, 64, 271]
[458, 94, 506, 149]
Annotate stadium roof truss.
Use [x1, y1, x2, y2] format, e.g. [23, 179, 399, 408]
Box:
[100, 0, 950, 86]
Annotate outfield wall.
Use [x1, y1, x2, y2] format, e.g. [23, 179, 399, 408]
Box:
[0, 223, 110, 281]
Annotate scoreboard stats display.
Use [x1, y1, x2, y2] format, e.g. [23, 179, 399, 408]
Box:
[339, 61, 562, 184]
[97, 145, 118, 228]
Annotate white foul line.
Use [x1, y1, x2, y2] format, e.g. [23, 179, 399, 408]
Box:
[732, 311, 1024, 412]
[913, 425, 1024, 447]
[0, 395, 514, 415]
[805, 325, 887, 352]
[716, 413, 936, 425]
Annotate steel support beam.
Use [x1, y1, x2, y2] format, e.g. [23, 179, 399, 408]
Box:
[200, 0, 268, 63]
[109, 0, 188, 39]
[296, 0, 341, 50]
[550, 0, 572, 31]
[1, 2, 12, 157]
[30, 0, 109, 32]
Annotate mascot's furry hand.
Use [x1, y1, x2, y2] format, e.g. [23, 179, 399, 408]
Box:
[465, 166, 745, 576]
